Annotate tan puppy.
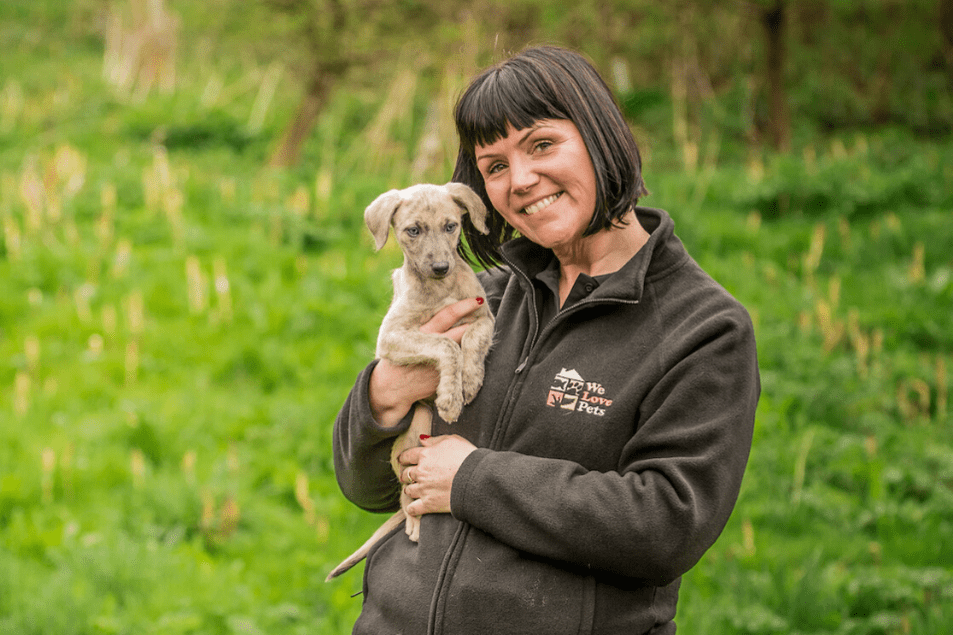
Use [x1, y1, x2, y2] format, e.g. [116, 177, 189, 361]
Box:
[327, 183, 495, 580]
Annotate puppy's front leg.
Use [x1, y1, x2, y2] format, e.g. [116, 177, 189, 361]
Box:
[380, 330, 465, 423]
[460, 315, 494, 404]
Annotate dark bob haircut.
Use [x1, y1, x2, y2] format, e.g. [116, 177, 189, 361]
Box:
[452, 45, 649, 269]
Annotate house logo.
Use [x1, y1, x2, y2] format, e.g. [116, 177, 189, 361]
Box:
[546, 368, 614, 417]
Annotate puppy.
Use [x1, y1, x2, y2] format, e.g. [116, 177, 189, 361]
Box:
[326, 183, 494, 580]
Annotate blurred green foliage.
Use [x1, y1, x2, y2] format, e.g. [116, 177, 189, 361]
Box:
[1, 0, 952, 634]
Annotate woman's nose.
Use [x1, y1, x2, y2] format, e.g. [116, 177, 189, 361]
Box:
[509, 157, 538, 193]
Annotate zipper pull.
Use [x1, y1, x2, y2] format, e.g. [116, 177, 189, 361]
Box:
[515, 359, 527, 374]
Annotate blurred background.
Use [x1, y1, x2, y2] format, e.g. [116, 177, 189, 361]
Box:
[1, 1, 952, 634]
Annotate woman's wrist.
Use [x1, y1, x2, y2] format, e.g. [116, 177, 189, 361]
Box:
[368, 359, 437, 428]
[368, 361, 409, 428]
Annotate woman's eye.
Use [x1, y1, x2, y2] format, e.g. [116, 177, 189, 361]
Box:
[445, 222, 458, 233]
[534, 140, 553, 152]
[487, 162, 505, 175]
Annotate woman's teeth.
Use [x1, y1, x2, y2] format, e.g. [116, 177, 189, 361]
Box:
[523, 193, 562, 215]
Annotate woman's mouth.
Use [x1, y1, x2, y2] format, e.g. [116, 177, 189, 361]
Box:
[522, 192, 562, 215]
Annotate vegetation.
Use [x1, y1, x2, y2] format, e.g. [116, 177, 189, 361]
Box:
[1, 1, 951, 633]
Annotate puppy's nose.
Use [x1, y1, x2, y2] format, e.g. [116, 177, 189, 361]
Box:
[431, 262, 450, 277]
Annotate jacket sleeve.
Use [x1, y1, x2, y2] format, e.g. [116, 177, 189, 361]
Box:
[332, 360, 415, 513]
[449, 302, 760, 585]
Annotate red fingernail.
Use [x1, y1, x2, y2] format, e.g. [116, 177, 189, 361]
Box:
[419, 434, 431, 441]
[476, 297, 485, 305]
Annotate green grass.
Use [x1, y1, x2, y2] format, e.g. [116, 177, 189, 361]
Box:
[2, 3, 952, 634]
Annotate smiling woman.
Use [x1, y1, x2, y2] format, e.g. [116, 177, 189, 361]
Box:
[453, 46, 649, 271]
[331, 45, 760, 635]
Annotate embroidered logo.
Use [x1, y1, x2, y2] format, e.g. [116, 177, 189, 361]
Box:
[546, 368, 614, 416]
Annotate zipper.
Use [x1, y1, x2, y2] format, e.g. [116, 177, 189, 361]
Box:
[502, 251, 540, 376]
[429, 254, 539, 634]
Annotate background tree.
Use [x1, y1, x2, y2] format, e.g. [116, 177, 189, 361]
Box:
[759, 0, 790, 151]
[262, 0, 351, 167]
[939, 0, 953, 82]
[261, 0, 476, 167]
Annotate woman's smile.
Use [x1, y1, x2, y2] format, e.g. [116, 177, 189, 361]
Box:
[522, 192, 563, 215]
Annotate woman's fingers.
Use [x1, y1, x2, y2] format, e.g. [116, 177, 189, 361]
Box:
[420, 297, 485, 339]
[399, 435, 477, 516]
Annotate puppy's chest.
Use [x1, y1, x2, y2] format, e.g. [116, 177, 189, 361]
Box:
[391, 271, 486, 323]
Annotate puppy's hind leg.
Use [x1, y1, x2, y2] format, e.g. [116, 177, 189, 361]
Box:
[389, 402, 433, 542]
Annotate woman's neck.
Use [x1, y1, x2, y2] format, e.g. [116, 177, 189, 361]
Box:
[555, 212, 650, 306]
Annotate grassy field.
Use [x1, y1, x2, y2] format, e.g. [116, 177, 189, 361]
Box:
[2, 3, 953, 634]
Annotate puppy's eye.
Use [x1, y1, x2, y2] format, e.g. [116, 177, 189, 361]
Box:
[444, 222, 458, 233]
[405, 226, 420, 237]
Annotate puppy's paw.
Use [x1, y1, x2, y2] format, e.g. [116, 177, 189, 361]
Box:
[435, 392, 463, 424]
[461, 364, 485, 404]
[405, 514, 421, 543]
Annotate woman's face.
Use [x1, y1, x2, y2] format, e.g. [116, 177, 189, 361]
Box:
[475, 119, 597, 254]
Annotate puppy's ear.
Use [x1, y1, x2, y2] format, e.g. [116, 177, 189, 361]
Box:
[445, 182, 489, 235]
[364, 189, 403, 250]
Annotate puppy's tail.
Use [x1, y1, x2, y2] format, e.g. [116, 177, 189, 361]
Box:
[325, 510, 406, 581]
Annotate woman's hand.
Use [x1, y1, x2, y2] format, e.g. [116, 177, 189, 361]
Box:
[368, 297, 485, 428]
[399, 435, 477, 516]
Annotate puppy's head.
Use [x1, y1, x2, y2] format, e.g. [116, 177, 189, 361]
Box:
[364, 183, 488, 280]
[364, 183, 489, 249]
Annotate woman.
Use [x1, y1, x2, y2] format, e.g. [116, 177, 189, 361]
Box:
[332, 46, 760, 634]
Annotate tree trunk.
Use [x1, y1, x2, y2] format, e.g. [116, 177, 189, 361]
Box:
[268, 70, 332, 167]
[941, 0, 953, 83]
[762, 0, 790, 152]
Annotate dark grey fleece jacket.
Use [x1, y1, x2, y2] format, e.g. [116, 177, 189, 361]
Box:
[332, 207, 760, 635]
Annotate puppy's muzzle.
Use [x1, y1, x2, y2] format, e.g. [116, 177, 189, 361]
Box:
[430, 261, 450, 278]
